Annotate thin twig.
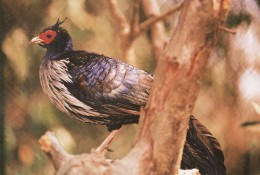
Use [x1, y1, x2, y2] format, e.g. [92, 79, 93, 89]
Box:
[141, 0, 167, 62]
[218, 0, 224, 20]
[107, 0, 130, 37]
[130, 0, 141, 37]
[107, 0, 137, 64]
[138, 2, 183, 35]
[108, 0, 182, 63]
[217, 26, 236, 35]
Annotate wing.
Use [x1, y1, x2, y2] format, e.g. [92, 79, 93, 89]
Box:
[58, 50, 153, 120]
[181, 116, 226, 175]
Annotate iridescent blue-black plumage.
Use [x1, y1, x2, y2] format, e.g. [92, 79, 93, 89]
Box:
[182, 116, 226, 175]
[53, 50, 153, 131]
[32, 19, 150, 130]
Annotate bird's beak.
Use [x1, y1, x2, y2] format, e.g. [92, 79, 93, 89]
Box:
[29, 36, 44, 45]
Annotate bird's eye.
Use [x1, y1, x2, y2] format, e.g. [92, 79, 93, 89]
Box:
[47, 34, 52, 38]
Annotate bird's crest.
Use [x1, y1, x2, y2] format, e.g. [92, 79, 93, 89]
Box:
[41, 18, 67, 33]
[52, 18, 67, 29]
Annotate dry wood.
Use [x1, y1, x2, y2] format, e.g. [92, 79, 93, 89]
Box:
[117, 1, 217, 174]
[39, 131, 200, 175]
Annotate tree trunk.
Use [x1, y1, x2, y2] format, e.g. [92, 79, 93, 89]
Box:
[116, 1, 216, 174]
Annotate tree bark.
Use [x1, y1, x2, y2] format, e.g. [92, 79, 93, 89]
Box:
[116, 1, 216, 174]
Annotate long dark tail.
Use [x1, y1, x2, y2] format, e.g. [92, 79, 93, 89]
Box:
[181, 116, 226, 175]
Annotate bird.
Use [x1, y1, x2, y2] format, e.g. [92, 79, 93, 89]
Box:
[182, 116, 226, 174]
[29, 18, 226, 174]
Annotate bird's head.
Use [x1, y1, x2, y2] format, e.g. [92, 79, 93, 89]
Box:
[29, 18, 73, 58]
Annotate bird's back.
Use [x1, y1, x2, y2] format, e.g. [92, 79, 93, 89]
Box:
[40, 50, 153, 130]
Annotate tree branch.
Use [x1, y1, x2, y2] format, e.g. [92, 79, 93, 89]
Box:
[130, 0, 141, 37]
[217, 25, 236, 34]
[38, 131, 71, 170]
[107, 0, 137, 65]
[141, 0, 168, 62]
[108, 0, 182, 64]
[39, 132, 111, 175]
[107, 0, 130, 38]
[39, 131, 200, 175]
[139, 2, 183, 34]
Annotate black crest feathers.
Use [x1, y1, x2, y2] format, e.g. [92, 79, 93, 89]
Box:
[52, 18, 67, 29]
[41, 18, 68, 33]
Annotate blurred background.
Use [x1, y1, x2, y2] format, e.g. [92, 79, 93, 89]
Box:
[1, 0, 260, 174]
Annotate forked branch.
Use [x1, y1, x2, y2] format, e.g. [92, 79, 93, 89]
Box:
[107, 0, 183, 63]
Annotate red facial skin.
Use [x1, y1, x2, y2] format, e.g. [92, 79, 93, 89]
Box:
[39, 30, 57, 44]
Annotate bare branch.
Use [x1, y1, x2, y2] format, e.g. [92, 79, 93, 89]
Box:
[108, 0, 182, 63]
[141, 0, 167, 62]
[130, 0, 141, 37]
[39, 131, 71, 170]
[218, 25, 236, 34]
[139, 2, 183, 34]
[39, 131, 200, 175]
[213, 0, 231, 22]
[107, 0, 137, 64]
[107, 0, 130, 38]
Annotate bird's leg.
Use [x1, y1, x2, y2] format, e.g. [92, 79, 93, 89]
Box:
[96, 129, 120, 154]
